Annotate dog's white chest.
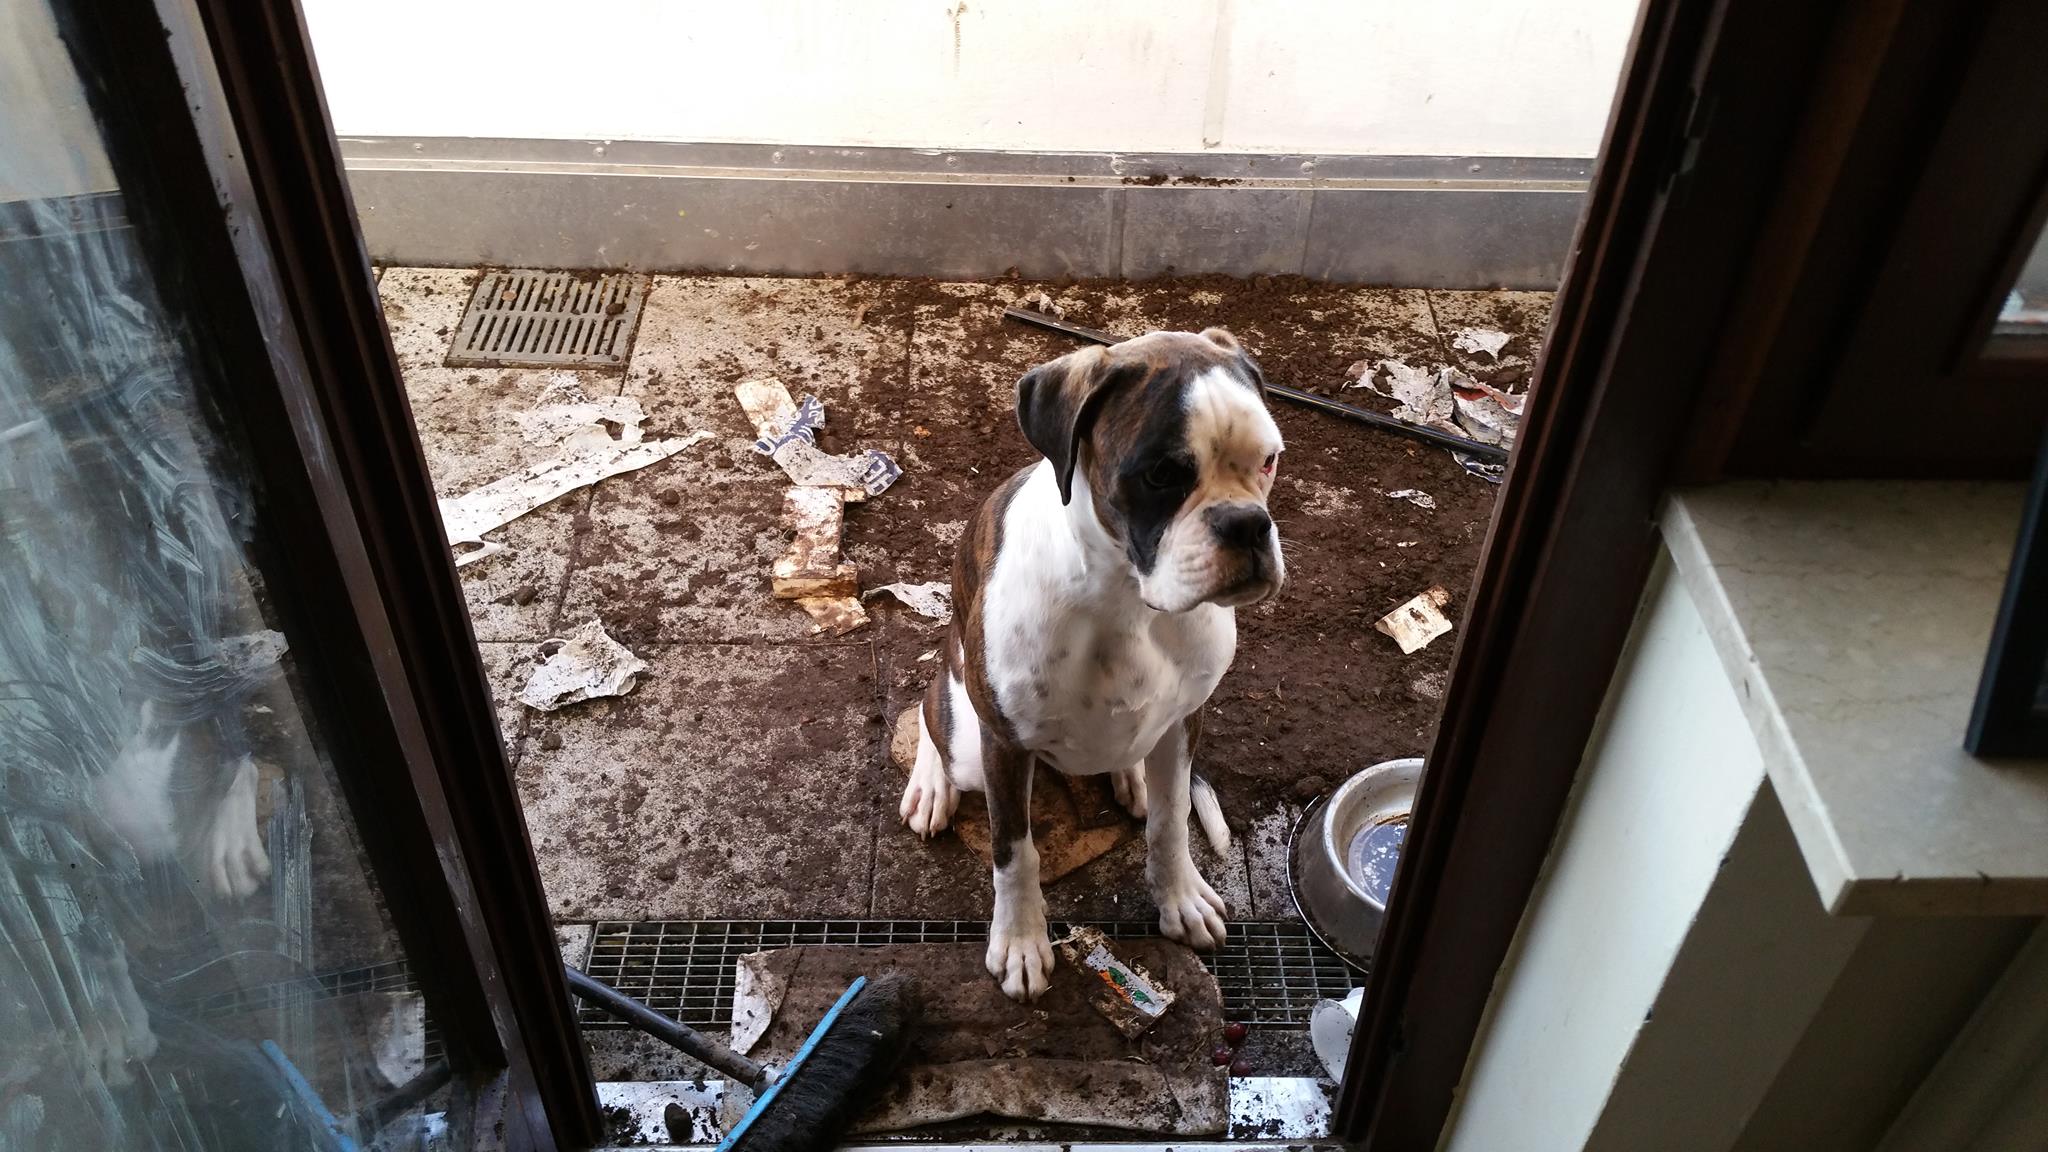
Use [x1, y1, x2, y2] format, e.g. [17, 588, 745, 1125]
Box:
[981, 465, 1236, 773]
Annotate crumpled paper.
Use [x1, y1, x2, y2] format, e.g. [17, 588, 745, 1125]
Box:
[1451, 327, 1512, 361]
[864, 581, 953, 623]
[518, 620, 649, 711]
[1356, 359, 1525, 482]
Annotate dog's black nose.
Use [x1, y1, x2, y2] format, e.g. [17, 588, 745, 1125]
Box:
[1205, 503, 1273, 550]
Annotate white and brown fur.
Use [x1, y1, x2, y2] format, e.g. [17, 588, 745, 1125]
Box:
[900, 328, 1285, 1001]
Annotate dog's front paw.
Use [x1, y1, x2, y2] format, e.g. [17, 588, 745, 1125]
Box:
[202, 756, 272, 899]
[1154, 870, 1228, 950]
[985, 918, 1055, 1002]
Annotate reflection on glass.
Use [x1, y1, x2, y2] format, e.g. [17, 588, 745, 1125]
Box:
[2, 0, 449, 1146]
[1992, 223, 2048, 346]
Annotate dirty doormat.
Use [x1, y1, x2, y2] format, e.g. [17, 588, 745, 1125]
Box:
[733, 941, 1227, 1136]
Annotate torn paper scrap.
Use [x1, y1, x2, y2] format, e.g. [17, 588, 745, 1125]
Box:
[440, 431, 711, 563]
[1448, 371, 1524, 449]
[758, 397, 899, 496]
[864, 581, 953, 623]
[1058, 927, 1175, 1038]
[519, 620, 649, 711]
[1384, 489, 1436, 510]
[734, 378, 901, 498]
[514, 388, 651, 446]
[451, 539, 506, 568]
[730, 953, 790, 1058]
[1451, 327, 1512, 361]
[796, 595, 868, 636]
[1374, 587, 1454, 655]
[1368, 360, 1457, 428]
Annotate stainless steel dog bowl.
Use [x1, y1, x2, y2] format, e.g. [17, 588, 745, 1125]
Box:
[1289, 757, 1422, 968]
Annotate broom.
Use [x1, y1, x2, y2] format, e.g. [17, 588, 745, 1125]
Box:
[565, 964, 917, 1152]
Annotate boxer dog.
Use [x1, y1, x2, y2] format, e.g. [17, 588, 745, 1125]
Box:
[899, 327, 1285, 1001]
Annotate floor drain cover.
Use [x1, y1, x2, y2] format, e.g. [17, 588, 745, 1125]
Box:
[447, 269, 648, 369]
[576, 920, 1361, 1029]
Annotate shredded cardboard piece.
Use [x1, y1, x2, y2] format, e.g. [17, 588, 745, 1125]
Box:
[864, 581, 953, 623]
[1384, 488, 1436, 510]
[734, 378, 799, 437]
[518, 620, 649, 710]
[772, 487, 854, 599]
[795, 595, 868, 636]
[1451, 327, 1513, 360]
[1058, 927, 1176, 1037]
[1374, 586, 1454, 654]
[440, 431, 711, 564]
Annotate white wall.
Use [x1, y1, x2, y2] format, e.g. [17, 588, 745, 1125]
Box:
[301, 0, 1638, 157]
[1, 0, 117, 201]
[1441, 558, 1776, 1152]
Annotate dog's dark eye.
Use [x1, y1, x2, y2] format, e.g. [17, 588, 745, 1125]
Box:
[1142, 457, 1193, 490]
[1261, 453, 1278, 474]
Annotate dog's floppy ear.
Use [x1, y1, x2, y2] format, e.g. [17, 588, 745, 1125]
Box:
[1016, 346, 1129, 505]
[1201, 326, 1269, 395]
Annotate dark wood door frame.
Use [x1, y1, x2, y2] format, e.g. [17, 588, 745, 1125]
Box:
[1337, 0, 1880, 1144]
[1696, 0, 2048, 479]
[52, 0, 601, 1146]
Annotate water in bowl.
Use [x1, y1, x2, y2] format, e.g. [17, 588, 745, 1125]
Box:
[1347, 814, 1409, 905]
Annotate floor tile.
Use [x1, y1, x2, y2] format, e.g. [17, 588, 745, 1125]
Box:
[417, 431, 585, 642]
[517, 643, 881, 921]
[622, 275, 913, 478]
[377, 267, 477, 372]
[558, 470, 825, 647]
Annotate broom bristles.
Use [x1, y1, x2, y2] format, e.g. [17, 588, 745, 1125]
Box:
[724, 971, 919, 1152]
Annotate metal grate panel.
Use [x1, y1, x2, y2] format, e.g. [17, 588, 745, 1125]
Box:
[446, 269, 648, 368]
[578, 920, 1362, 1029]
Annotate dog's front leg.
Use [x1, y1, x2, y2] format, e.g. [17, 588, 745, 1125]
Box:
[983, 737, 1053, 1001]
[1144, 715, 1228, 949]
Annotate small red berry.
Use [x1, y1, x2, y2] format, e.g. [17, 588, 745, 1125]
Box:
[1210, 1047, 1233, 1066]
[1223, 1021, 1249, 1047]
[1229, 1056, 1253, 1076]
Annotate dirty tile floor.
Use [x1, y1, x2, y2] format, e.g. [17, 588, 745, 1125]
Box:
[380, 269, 1546, 935]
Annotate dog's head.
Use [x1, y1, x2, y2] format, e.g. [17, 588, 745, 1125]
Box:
[1016, 328, 1285, 613]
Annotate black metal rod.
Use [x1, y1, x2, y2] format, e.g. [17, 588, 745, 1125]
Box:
[1000, 306, 1122, 346]
[1000, 307, 1512, 464]
[564, 966, 766, 1088]
[1263, 383, 1511, 463]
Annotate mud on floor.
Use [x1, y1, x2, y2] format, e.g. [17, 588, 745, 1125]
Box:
[381, 268, 1545, 927]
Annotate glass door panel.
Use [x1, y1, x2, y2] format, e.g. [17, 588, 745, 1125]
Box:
[2, 0, 452, 1146]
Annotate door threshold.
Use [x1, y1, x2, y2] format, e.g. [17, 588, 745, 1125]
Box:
[593, 1076, 1337, 1148]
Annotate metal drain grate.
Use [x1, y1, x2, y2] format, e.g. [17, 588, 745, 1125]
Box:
[446, 269, 649, 368]
[578, 920, 1361, 1028]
